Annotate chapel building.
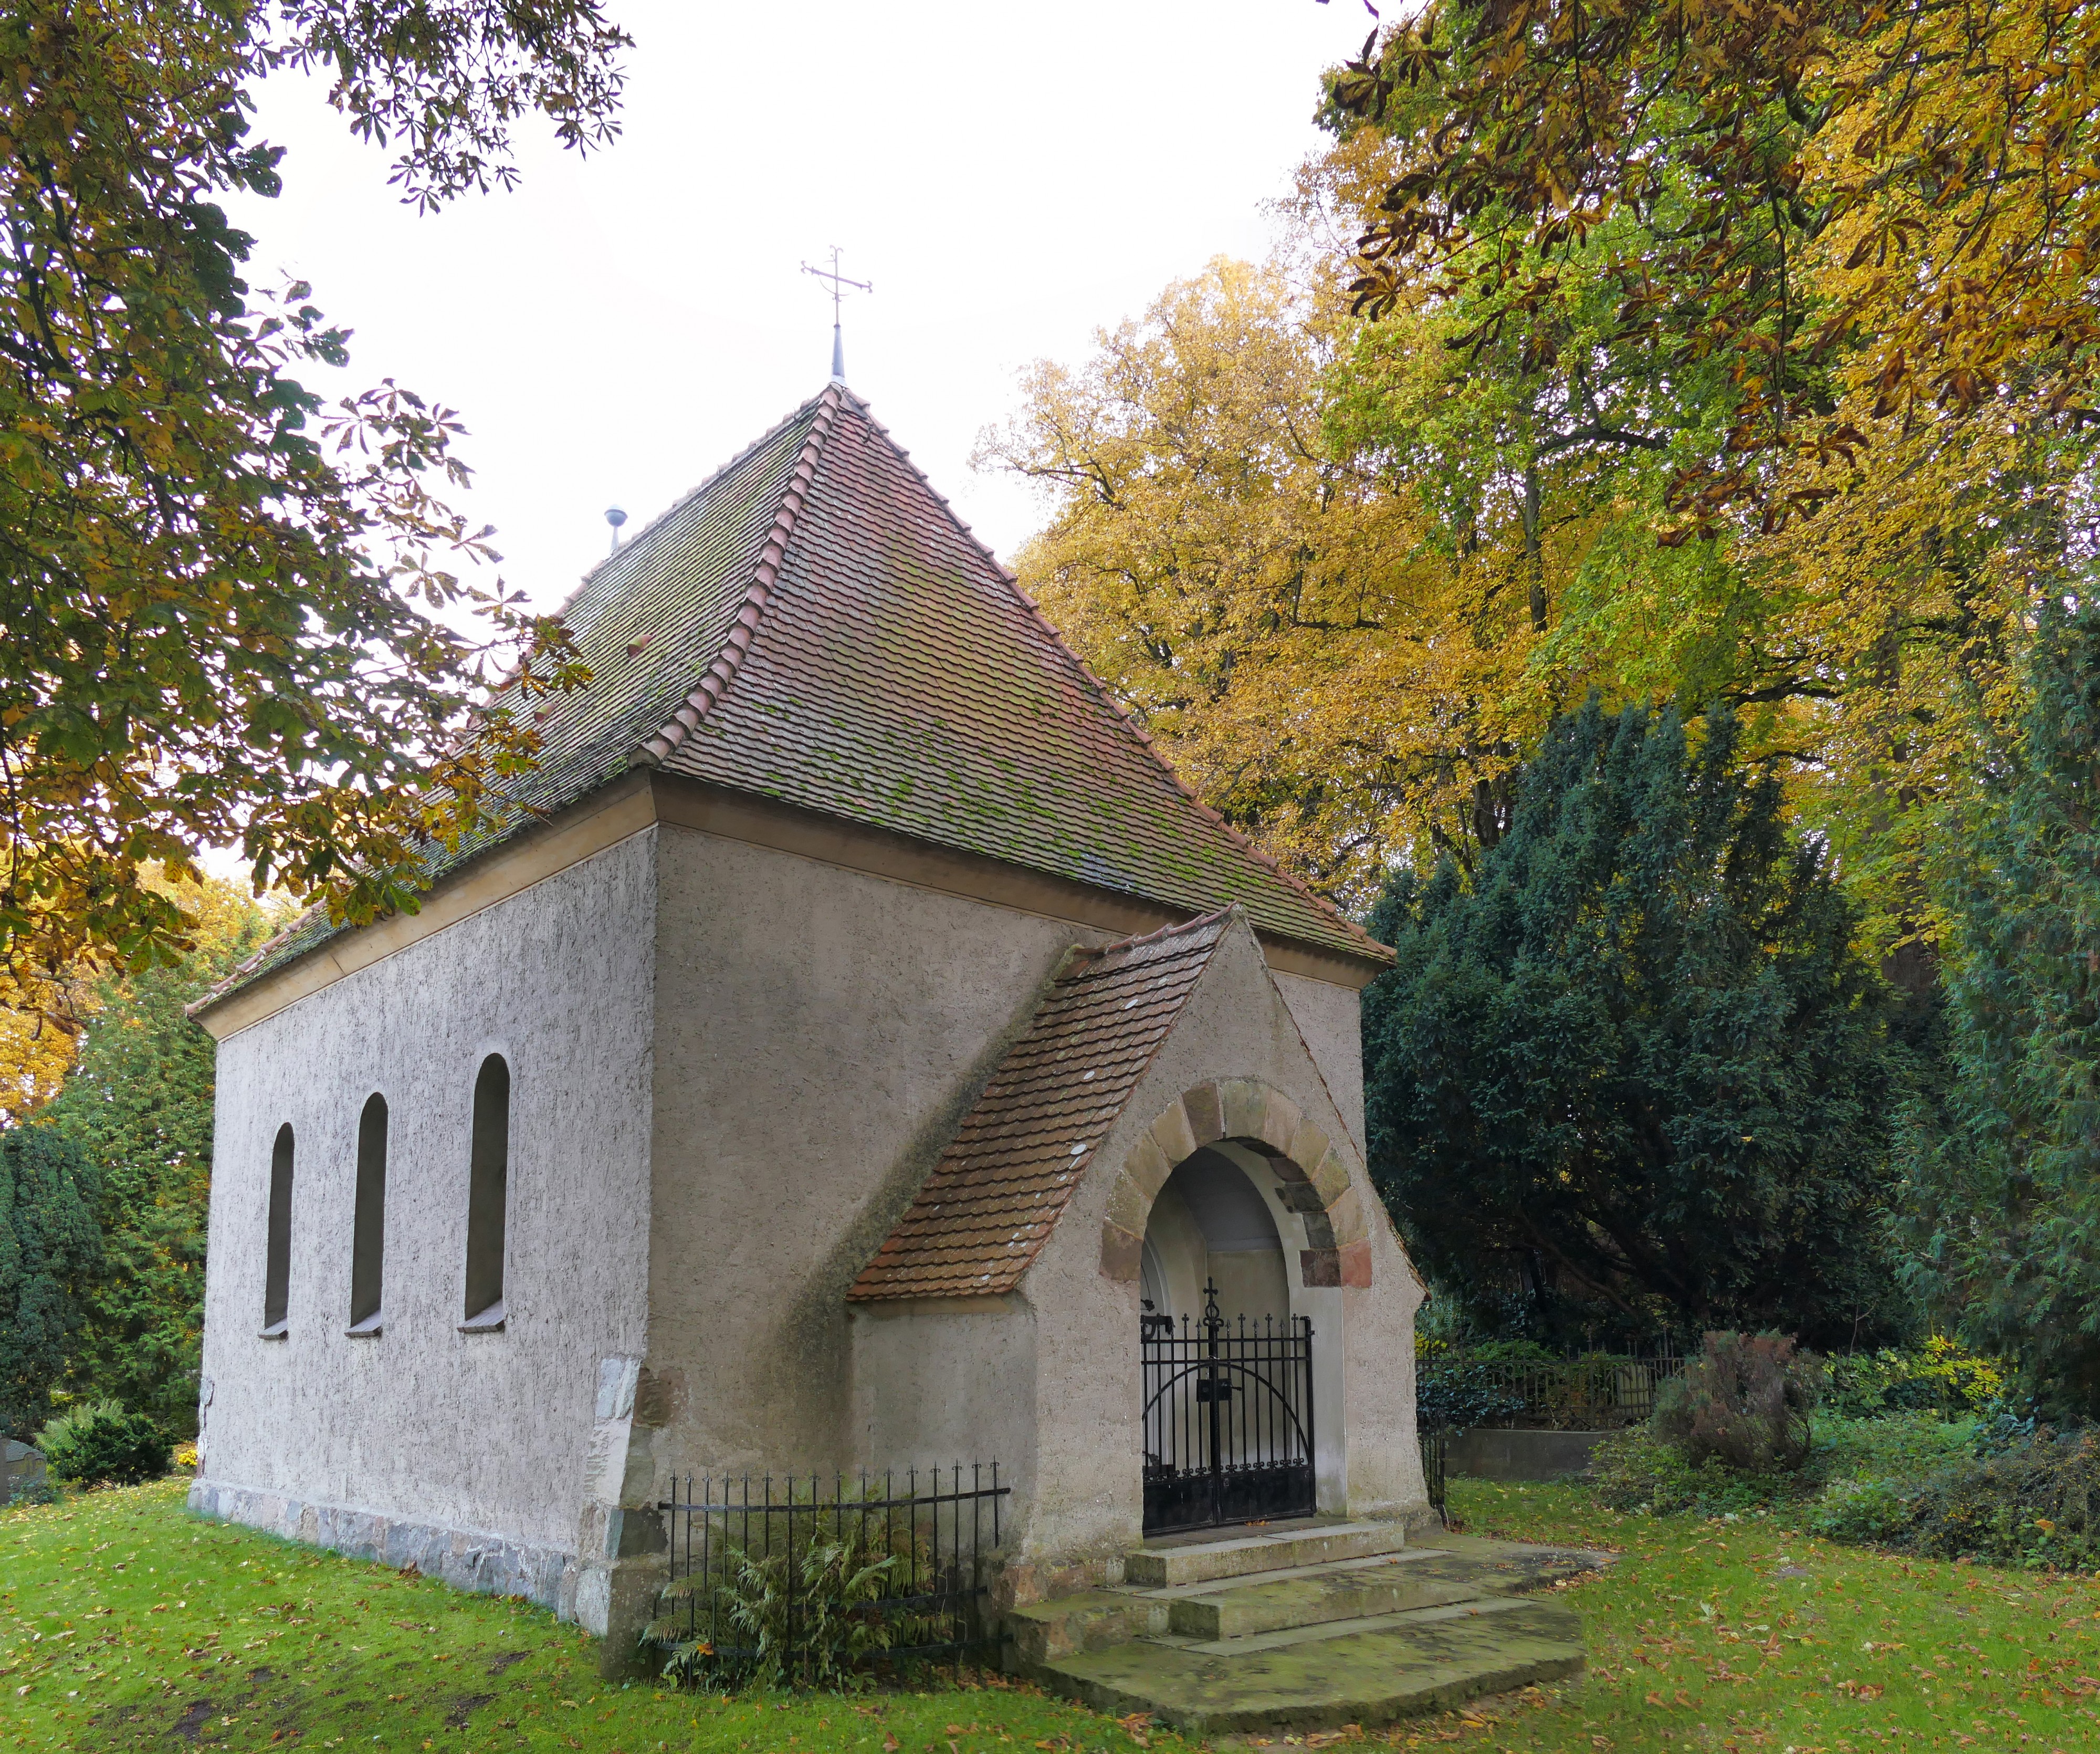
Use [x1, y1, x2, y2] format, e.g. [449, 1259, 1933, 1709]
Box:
[188, 383, 1428, 1658]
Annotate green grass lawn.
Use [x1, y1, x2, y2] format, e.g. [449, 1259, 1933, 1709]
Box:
[6, 1476, 2099, 1754]
[1439, 1478, 2100, 1754]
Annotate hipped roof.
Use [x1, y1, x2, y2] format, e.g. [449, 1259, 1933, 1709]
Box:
[209, 383, 1385, 1006]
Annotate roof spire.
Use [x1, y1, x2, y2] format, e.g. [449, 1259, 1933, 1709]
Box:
[801, 246, 872, 385]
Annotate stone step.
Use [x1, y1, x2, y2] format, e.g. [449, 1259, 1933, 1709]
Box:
[1122, 1519, 1408, 1588]
[1034, 1598, 1586, 1734]
[1164, 1565, 1484, 1640]
[1154, 1586, 1538, 1656]
[1007, 1590, 1170, 1667]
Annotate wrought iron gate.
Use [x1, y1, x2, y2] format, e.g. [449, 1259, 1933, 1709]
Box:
[1140, 1281, 1315, 1534]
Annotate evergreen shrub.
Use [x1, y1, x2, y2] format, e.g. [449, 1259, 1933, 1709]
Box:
[1363, 699, 1903, 1350]
[1804, 1429, 2100, 1571]
[1810, 1410, 1978, 1482]
[1, 1128, 103, 1436]
[1893, 601, 2100, 1417]
[1467, 1339, 1558, 1363]
[1414, 1355, 1528, 1432]
[36, 1400, 171, 1487]
[1654, 1332, 1818, 1473]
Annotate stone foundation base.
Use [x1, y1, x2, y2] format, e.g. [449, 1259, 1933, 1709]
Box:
[188, 1478, 580, 1620]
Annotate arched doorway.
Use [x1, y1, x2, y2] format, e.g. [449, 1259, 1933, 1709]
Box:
[1138, 1146, 1315, 1534]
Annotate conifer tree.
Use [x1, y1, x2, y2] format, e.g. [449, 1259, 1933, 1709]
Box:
[1897, 605, 2100, 1416]
[37, 878, 276, 1436]
[0, 1129, 101, 1438]
[1363, 699, 1900, 1346]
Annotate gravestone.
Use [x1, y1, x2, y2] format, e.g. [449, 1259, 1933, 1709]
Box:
[3, 1439, 49, 1503]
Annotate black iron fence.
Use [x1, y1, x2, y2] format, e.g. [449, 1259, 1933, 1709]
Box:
[653, 1465, 1009, 1688]
[1419, 1352, 1687, 1433]
[1142, 1285, 1315, 1535]
[1418, 1427, 1448, 1526]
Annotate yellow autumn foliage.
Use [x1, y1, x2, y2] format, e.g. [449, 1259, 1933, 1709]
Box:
[979, 257, 1576, 905]
[0, 865, 271, 1125]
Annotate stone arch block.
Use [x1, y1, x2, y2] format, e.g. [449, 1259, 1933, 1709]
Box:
[1149, 1101, 1198, 1170]
[1287, 1116, 1332, 1176]
[1099, 1079, 1372, 1289]
[1256, 1088, 1304, 1155]
[1327, 1184, 1368, 1247]
[1182, 1081, 1224, 1146]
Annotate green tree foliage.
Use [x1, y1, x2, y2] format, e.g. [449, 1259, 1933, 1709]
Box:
[39, 882, 276, 1437]
[1895, 605, 2100, 1418]
[2, 1, 616, 999]
[1322, 0, 2100, 947]
[1362, 699, 1900, 1347]
[0, 1127, 101, 1437]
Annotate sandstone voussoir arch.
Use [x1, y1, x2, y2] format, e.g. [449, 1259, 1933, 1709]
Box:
[1099, 1078, 1372, 1292]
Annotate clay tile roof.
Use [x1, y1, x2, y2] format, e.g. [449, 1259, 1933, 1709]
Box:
[205, 383, 1387, 1008]
[848, 909, 1232, 1302]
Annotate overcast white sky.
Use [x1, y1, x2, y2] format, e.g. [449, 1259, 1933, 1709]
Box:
[229, 1, 1378, 613]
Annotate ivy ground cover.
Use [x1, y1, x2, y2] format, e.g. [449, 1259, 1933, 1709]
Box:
[7, 1476, 2100, 1753]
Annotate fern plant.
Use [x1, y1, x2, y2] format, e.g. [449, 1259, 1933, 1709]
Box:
[663, 1522, 902, 1692]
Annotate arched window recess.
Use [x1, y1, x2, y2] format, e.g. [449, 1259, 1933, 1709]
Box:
[461, 1054, 510, 1333]
[261, 1123, 295, 1339]
[348, 1093, 388, 1337]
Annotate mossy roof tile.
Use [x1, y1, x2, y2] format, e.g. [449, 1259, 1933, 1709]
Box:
[208, 384, 1383, 1008]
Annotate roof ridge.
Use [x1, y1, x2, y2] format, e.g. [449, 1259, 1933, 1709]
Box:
[833, 392, 1383, 964]
[833, 387, 1022, 591]
[1067, 904, 1236, 971]
[1033, 631, 1386, 961]
[635, 384, 846, 766]
[569, 388, 833, 605]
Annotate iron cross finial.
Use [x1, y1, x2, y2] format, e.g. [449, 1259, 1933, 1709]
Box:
[800, 246, 873, 384]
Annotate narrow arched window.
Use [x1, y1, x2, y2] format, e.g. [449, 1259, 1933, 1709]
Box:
[263, 1123, 295, 1337]
[349, 1094, 388, 1334]
[463, 1055, 510, 1327]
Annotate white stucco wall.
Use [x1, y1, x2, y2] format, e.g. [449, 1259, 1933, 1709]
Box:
[640, 826, 1109, 1494]
[191, 810, 1406, 1640]
[192, 830, 658, 1599]
[1270, 969, 1368, 1159]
